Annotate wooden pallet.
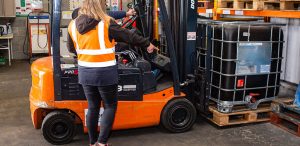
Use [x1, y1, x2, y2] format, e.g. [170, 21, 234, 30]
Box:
[262, 0, 300, 10]
[234, 0, 264, 10]
[208, 100, 272, 113]
[271, 98, 300, 136]
[217, 0, 264, 10]
[271, 112, 300, 136]
[208, 105, 271, 126]
[198, 1, 215, 9]
[217, 0, 235, 9]
[271, 97, 295, 112]
[280, 0, 300, 10]
[271, 97, 300, 114]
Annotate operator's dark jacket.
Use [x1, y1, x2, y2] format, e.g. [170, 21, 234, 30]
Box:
[67, 15, 150, 86]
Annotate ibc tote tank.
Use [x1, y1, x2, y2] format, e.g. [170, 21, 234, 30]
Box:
[196, 21, 285, 113]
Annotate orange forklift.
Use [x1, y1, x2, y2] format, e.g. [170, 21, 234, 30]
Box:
[30, 0, 199, 144]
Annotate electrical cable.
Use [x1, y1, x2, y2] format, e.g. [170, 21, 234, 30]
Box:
[23, 11, 50, 62]
[22, 12, 33, 59]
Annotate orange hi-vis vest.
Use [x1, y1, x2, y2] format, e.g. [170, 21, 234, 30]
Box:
[68, 20, 116, 67]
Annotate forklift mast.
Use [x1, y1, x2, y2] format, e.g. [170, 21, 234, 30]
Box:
[176, 0, 198, 82]
[166, 0, 198, 99]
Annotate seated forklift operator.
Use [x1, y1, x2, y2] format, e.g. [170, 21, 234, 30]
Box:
[67, 0, 158, 145]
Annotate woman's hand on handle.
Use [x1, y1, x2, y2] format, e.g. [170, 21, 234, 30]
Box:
[147, 43, 159, 53]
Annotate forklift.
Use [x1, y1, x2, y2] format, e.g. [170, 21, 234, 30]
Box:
[30, 0, 199, 145]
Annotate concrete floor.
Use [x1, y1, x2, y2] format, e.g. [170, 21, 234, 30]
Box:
[1, 61, 300, 146]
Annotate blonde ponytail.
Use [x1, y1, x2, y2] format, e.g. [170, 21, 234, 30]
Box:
[79, 0, 111, 22]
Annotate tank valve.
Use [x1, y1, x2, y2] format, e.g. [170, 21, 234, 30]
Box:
[245, 93, 259, 103]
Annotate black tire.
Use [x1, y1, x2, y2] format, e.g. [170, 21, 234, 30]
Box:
[41, 111, 76, 145]
[160, 98, 197, 133]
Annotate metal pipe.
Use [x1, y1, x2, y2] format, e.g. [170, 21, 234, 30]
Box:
[178, 0, 186, 81]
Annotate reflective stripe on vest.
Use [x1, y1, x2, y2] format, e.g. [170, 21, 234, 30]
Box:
[71, 21, 116, 67]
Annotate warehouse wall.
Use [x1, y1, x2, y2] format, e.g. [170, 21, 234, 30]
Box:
[0, 17, 29, 60]
[271, 18, 300, 84]
[11, 17, 29, 59]
[0, 0, 50, 60]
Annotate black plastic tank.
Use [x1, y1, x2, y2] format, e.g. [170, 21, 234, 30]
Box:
[196, 21, 284, 113]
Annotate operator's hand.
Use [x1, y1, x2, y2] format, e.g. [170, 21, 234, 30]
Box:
[126, 9, 137, 17]
[147, 43, 159, 53]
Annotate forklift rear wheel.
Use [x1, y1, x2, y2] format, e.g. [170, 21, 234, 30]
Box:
[161, 98, 197, 133]
[41, 111, 76, 145]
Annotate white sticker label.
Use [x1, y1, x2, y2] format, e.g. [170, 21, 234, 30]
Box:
[187, 32, 197, 40]
[123, 85, 137, 91]
[85, 108, 104, 126]
[260, 65, 270, 73]
[223, 10, 231, 14]
[240, 43, 263, 46]
[237, 65, 257, 75]
[206, 9, 213, 14]
[243, 32, 250, 37]
[61, 64, 76, 69]
[62, 11, 73, 19]
[118, 85, 137, 92]
[235, 10, 244, 15]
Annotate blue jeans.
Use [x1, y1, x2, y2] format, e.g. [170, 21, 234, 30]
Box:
[82, 84, 118, 145]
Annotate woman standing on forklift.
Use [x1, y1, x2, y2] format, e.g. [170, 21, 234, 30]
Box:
[67, 0, 157, 146]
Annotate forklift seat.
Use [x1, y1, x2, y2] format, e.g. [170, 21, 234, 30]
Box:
[133, 58, 151, 73]
[133, 58, 157, 92]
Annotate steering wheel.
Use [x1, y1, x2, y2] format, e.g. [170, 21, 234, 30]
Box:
[122, 15, 138, 29]
[122, 2, 140, 29]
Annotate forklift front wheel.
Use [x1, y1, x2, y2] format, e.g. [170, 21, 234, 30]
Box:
[41, 111, 76, 145]
[161, 98, 197, 133]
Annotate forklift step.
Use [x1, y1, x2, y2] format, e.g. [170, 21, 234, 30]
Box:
[207, 105, 271, 126]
